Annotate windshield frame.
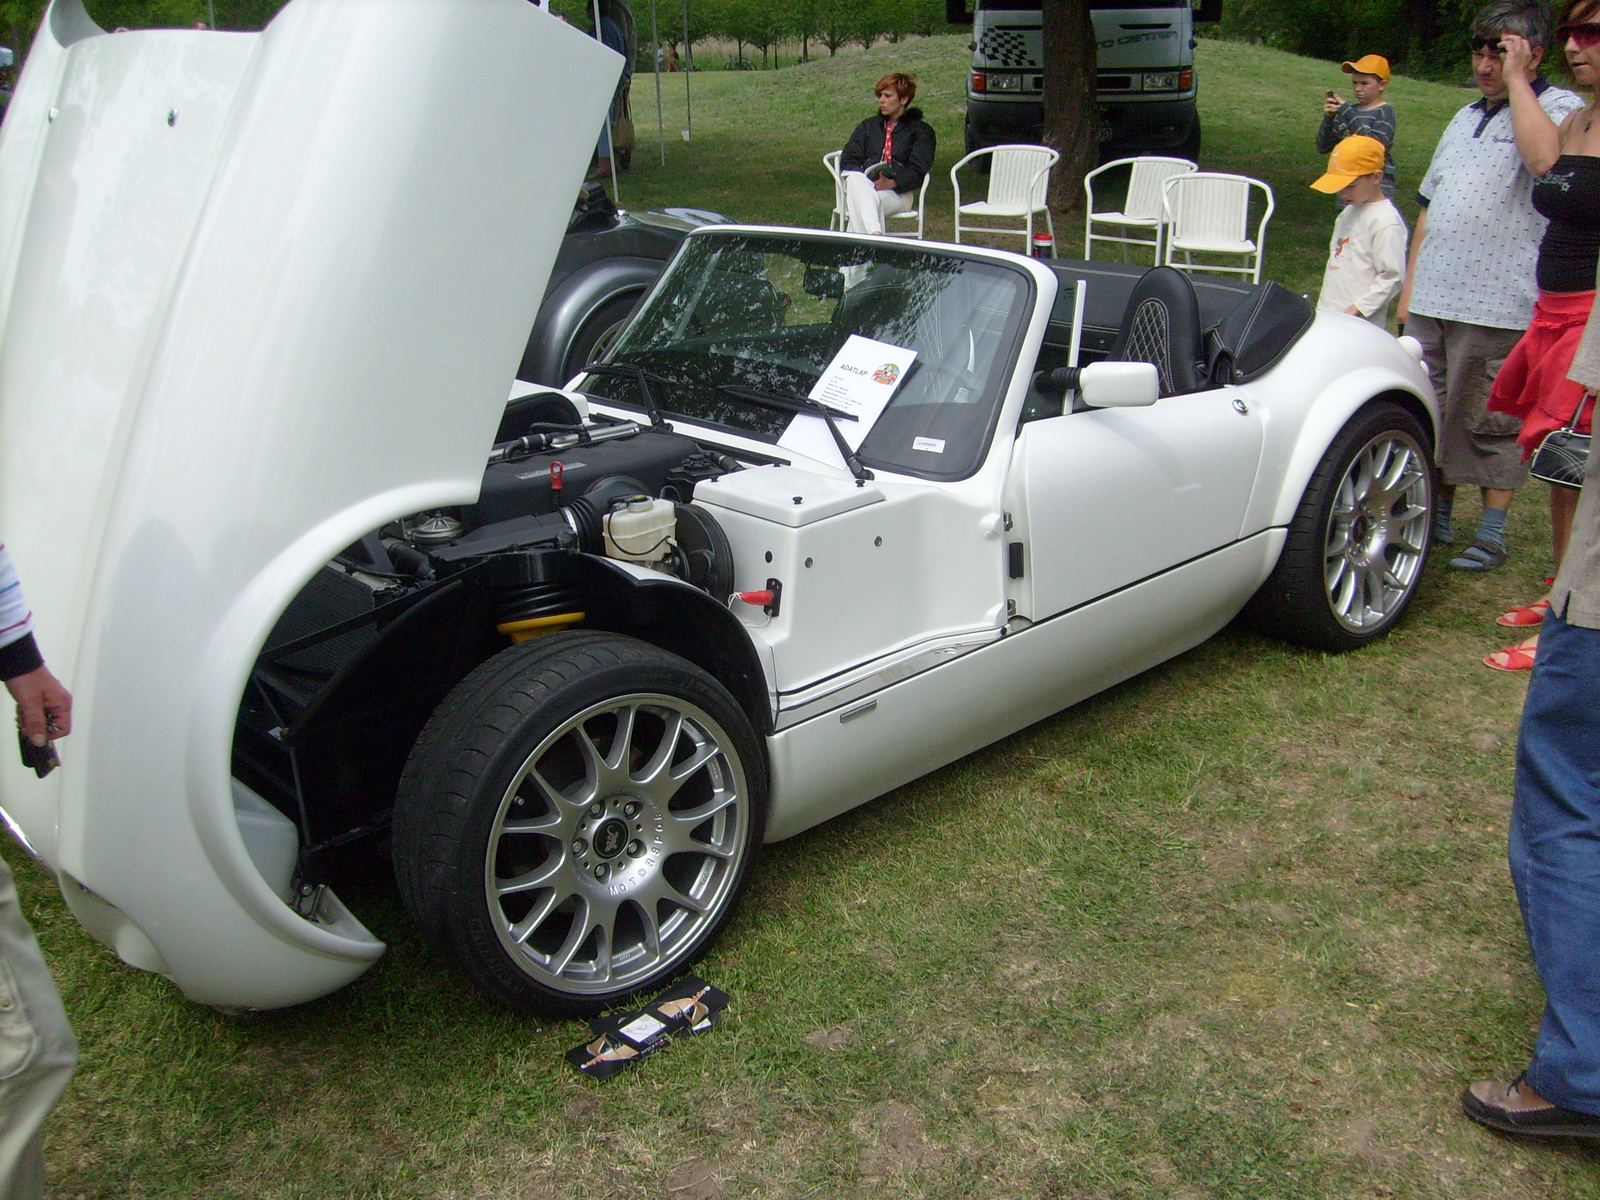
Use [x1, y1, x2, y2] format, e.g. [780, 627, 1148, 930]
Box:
[578, 227, 1039, 484]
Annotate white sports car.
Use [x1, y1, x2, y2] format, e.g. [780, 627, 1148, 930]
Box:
[0, 0, 1437, 1014]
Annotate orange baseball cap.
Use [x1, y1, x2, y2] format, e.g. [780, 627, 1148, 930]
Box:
[1342, 54, 1390, 81]
[1310, 135, 1387, 192]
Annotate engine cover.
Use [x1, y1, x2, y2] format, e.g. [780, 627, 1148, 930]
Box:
[463, 428, 703, 530]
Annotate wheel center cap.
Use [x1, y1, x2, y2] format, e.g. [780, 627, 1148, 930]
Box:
[593, 817, 630, 860]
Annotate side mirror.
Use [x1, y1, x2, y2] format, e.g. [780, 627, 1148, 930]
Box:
[1080, 361, 1160, 408]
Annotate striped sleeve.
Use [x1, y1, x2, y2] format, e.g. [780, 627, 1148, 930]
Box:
[1344, 104, 1395, 149]
[0, 544, 43, 680]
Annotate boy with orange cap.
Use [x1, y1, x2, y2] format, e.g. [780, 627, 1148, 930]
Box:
[1312, 134, 1408, 326]
[1317, 54, 1397, 198]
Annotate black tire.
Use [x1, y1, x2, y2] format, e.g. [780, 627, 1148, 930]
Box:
[1243, 400, 1433, 652]
[560, 292, 641, 382]
[1177, 123, 1201, 165]
[392, 631, 767, 1013]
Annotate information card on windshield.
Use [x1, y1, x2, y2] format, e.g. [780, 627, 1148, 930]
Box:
[777, 334, 916, 465]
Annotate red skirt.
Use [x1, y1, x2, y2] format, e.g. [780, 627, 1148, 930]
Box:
[1487, 289, 1597, 457]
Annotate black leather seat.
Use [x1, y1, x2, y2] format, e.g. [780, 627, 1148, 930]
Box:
[1106, 266, 1205, 396]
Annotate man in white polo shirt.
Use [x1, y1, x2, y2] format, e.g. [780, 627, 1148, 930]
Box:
[1398, 0, 1583, 571]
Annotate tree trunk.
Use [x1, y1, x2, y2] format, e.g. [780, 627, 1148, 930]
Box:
[1040, 0, 1098, 213]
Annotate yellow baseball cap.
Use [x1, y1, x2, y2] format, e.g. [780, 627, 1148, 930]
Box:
[1310, 135, 1387, 192]
[1342, 54, 1390, 81]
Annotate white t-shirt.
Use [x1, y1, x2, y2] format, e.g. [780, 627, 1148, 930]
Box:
[1318, 198, 1409, 325]
[1410, 79, 1584, 329]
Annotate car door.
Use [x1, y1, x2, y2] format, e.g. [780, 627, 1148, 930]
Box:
[1008, 384, 1265, 620]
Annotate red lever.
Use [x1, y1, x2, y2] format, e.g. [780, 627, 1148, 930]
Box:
[550, 460, 564, 494]
[737, 590, 774, 606]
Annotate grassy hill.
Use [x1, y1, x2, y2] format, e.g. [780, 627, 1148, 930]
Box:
[615, 34, 1477, 296]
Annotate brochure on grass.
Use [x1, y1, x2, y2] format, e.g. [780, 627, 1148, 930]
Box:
[777, 334, 916, 467]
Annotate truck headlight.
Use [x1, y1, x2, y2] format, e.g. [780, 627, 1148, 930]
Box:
[1142, 70, 1181, 92]
[986, 73, 1024, 92]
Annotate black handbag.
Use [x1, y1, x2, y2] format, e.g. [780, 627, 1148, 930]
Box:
[1530, 393, 1593, 487]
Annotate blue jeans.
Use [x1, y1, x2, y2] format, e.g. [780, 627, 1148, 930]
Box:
[1511, 608, 1600, 1115]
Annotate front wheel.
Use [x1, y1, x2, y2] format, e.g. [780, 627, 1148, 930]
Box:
[392, 632, 766, 1013]
[1244, 400, 1433, 651]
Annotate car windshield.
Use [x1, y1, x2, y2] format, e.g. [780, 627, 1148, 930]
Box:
[579, 231, 1034, 480]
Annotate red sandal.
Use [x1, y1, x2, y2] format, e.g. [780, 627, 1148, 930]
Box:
[1484, 641, 1538, 671]
[1497, 597, 1551, 627]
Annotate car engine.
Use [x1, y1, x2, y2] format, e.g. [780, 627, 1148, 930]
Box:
[231, 390, 746, 885]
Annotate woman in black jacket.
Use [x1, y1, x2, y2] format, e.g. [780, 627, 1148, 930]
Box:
[839, 72, 936, 235]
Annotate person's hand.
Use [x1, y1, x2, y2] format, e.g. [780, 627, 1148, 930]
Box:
[1346, 304, 1361, 315]
[6, 665, 71, 748]
[1323, 91, 1343, 116]
[873, 174, 897, 191]
[1501, 32, 1533, 78]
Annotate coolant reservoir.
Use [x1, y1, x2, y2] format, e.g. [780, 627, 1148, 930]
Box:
[604, 496, 676, 563]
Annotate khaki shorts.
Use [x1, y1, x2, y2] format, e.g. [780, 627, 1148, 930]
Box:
[1409, 313, 1528, 490]
[0, 854, 77, 1200]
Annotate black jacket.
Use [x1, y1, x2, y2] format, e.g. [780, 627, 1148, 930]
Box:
[840, 107, 936, 195]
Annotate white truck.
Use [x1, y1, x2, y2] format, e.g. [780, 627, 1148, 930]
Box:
[949, 0, 1221, 163]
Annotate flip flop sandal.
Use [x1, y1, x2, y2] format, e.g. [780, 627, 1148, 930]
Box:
[1449, 539, 1508, 571]
[1497, 598, 1550, 627]
[1484, 642, 1537, 671]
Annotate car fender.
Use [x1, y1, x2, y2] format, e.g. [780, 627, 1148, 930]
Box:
[0, 0, 620, 1009]
[520, 256, 662, 384]
[1249, 366, 1437, 535]
[575, 555, 776, 736]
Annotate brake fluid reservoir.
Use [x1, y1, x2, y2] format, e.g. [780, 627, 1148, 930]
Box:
[604, 496, 676, 563]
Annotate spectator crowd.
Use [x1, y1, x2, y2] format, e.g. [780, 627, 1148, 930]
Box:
[1304, 0, 1600, 1147]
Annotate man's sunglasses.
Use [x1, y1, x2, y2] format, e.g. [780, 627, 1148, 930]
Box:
[1470, 36, 1506, 55]
[1559, 22, 1600, 48]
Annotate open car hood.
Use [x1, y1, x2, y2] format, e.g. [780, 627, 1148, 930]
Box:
[0, 0, 618, 1006]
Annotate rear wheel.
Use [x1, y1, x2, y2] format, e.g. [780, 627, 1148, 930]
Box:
[1244, 400, 1432, 651]
[392, 632, 766, 1013]
[560, 292, 640, 382]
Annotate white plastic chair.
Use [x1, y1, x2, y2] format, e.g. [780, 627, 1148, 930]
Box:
[950, 144, 1059, 254]
[825, 151, 930, 239]
[884, 173, 931, 239]
[823, 150, 847, 231]
[1161, 172, 1275, 284]
[1083, 156, 1196, 262]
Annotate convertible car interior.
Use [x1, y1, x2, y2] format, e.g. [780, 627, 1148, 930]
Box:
[1028, 260, 1316, 417]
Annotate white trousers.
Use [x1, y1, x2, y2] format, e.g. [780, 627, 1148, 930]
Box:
[0, 855, 76, 1200]
[842, 171, 914, 235]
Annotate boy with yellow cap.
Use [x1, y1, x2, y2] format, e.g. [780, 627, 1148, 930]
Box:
[1317, 54, 1397, 198]
[1312, 134, 1408, 327]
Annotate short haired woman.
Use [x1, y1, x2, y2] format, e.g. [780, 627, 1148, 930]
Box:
[838, 73, 936, 235]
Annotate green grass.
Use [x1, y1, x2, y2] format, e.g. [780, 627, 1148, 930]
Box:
[9, 34, 1600, 1200]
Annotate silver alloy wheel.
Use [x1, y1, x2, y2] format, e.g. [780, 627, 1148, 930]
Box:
[588, 316, 629, 364]
[483, 692, 750, 996]
[1322, 428, 1431, 633]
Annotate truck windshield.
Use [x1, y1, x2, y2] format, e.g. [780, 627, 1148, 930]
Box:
[581, 231, 1033, 481]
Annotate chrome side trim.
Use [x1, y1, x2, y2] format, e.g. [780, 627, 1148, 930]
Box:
[773, 629, 1002, 730]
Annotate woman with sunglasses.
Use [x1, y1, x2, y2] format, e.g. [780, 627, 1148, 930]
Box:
[1480, 6, 1600, 671]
